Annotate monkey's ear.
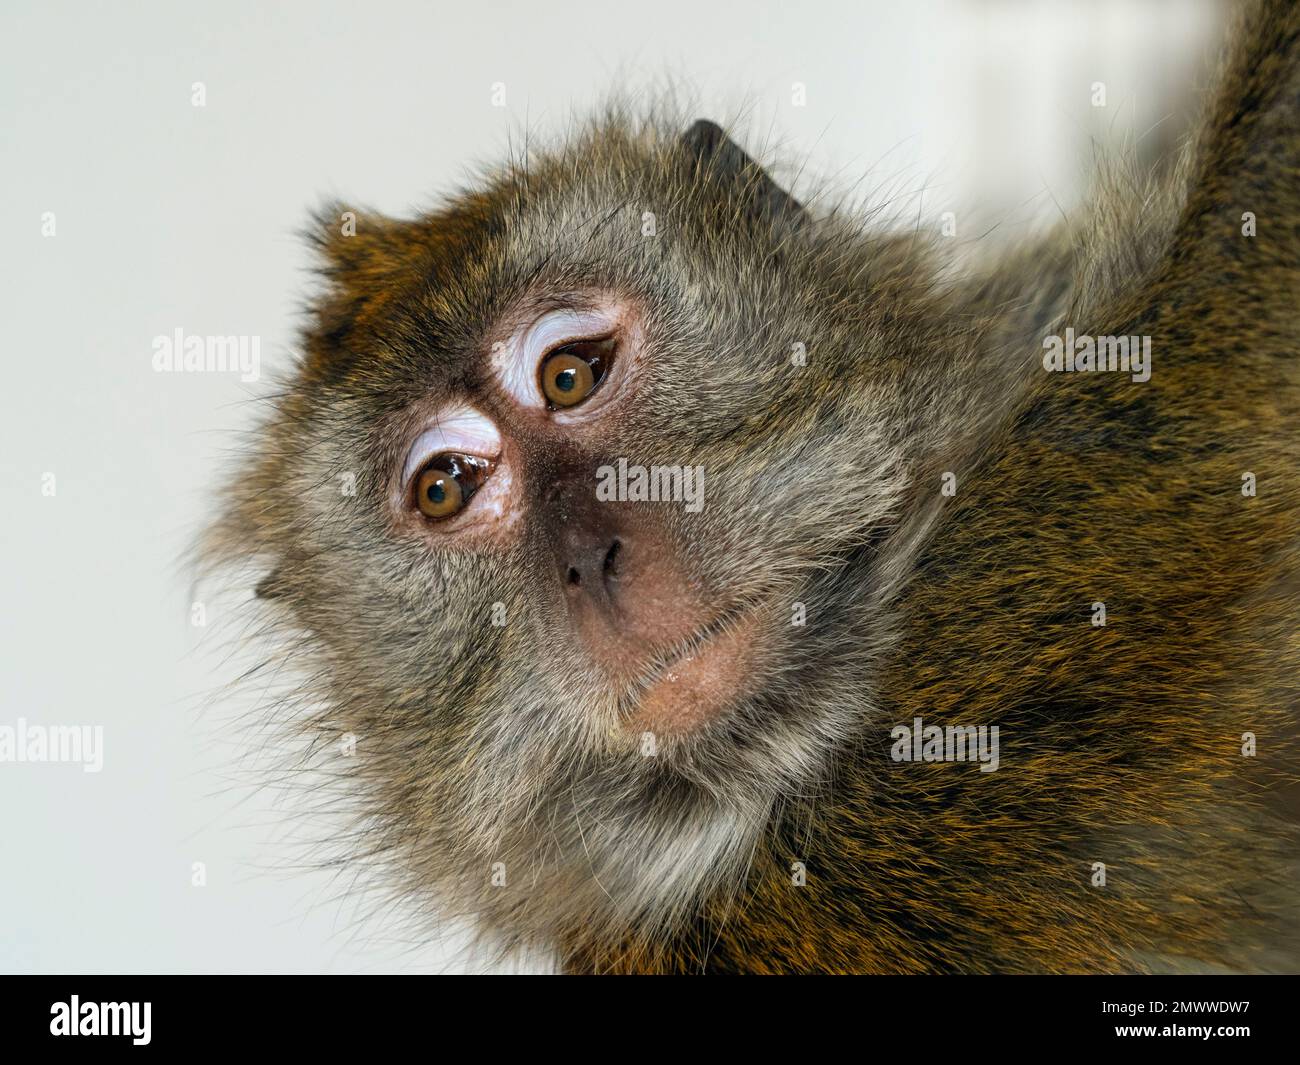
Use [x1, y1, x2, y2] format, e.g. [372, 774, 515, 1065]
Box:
[255, 568, 286, 600]
[304, 203, 420, 297]
[681, 119, 805, 225]
[301, 203, 423, 375]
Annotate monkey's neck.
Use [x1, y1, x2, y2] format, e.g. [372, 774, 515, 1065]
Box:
[866, 232, 1077, 604]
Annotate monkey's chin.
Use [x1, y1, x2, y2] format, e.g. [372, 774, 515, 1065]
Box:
[620, 612, 765, 739]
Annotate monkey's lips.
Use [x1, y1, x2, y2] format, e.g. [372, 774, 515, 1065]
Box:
[620, 611, 765, 738]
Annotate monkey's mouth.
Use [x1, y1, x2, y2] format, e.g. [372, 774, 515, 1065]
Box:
[619, 609, 765, 738]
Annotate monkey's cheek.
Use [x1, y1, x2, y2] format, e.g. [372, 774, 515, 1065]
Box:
[622, 613, 764, 739]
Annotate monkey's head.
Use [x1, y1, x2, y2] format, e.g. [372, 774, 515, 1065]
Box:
[212, 115, 947, 953]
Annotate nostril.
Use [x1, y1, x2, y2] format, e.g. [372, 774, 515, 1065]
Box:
[560, 534, 622, 600]
[603, 538, 622, 578]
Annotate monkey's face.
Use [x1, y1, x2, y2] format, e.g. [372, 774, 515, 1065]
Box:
[229, 119, 916, 946]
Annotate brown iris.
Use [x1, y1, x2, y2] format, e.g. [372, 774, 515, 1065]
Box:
[540, 338, 614, 408]
[413, 454, 492, 520]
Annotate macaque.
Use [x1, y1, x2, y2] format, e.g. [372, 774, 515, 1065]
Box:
[206, 0, 1299, 972]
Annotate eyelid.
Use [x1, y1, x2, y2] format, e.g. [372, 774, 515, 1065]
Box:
[495, 308, 619, 407]
[401, 408, 501, 484]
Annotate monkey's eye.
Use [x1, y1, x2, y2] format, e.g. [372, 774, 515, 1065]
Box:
[413, 453, 492, 520]
[540, 338, 614, 409]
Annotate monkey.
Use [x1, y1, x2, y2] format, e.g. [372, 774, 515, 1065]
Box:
[203, 0, 1300, 974]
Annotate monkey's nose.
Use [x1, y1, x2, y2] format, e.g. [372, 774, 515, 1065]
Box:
[543, 478, 702, 670]
[543, 477, 627, 616]
[561, 530, 623, 610]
